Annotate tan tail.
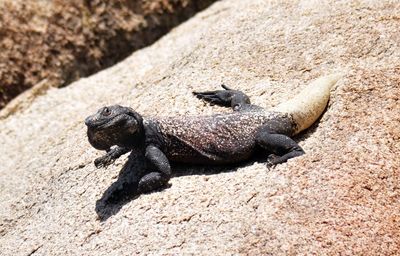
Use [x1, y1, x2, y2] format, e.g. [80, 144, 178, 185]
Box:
[272, 73, 342, 135]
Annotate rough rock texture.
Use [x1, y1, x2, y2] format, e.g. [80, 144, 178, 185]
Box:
[0, 0, 216, 109]
[1, 0, 399, 255]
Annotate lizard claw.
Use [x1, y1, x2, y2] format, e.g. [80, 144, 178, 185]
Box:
[93, 146, 130, 168]
[94, 155, 116, 168]
[192, 88, 233, 107]
[266, 161, 275, 171]
[221, 84, 233, 90]
[266, 154, 279, 170]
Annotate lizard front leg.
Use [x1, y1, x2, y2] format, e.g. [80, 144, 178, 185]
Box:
[100, 149, 145, 204]
[137, 145, 171, 193]
[94, 146, 131, 168]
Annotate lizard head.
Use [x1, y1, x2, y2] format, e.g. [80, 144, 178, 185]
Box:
[85, 105, 144, 150]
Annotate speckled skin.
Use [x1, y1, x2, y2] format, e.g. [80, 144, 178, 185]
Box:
[84, 86, 308, 198]
[149, 110, 295, 164]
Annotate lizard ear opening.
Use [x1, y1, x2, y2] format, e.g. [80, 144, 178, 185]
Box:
[125, 108, 143, 124]
[125, 117, 139, 134]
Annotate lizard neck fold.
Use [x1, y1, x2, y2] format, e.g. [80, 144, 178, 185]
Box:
[143, 118, 166, 151]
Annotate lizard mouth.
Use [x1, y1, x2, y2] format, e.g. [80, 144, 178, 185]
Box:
[85, 114, 128, 130]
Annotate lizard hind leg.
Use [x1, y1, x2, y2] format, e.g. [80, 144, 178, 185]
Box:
[255, 129, 305, 167]
[193, 84, 251, 111]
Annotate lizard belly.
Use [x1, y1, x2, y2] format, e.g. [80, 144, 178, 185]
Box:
[165, 134, 256, 164]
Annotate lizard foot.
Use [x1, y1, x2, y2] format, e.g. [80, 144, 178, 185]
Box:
[94, 146, 130, 168]
[193, 84, 251, 110]
[94, 154, 116, 168]
[266, 154, 280, 169]
[193, 84, 233, 107]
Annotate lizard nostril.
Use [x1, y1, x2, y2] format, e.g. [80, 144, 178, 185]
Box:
[84, 116, 94, 127]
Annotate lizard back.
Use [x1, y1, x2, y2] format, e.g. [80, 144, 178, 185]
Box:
[148, 110, 294, 164]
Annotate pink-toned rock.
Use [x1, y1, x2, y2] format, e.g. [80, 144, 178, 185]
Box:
[0, 0, 399, 255]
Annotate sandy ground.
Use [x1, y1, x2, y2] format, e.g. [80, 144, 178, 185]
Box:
[0, 0, 399, 255]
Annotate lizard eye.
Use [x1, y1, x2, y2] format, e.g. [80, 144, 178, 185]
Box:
[102, 107, 111, 116]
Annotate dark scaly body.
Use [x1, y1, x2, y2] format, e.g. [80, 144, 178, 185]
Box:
[147, 110, 295, 164]
[85, 74, 341, 199]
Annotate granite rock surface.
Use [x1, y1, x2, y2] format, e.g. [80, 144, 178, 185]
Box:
[0, 0, 215, 108]
[0, 0, 399, 255]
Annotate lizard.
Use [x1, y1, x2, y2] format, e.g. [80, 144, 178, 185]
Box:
[85, 74, 341, 196]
